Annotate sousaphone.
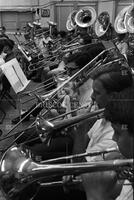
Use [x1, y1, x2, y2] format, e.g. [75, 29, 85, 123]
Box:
[114, 6, 131, 34]
[95, 12, 110, 37]
[124, 4, 134, 33]
[75, 6, 96, 28]
[66, 10, 78, 31]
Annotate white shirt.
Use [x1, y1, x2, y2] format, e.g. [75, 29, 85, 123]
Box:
[86, 118, 117, 161]
[116, 180, 133, 200]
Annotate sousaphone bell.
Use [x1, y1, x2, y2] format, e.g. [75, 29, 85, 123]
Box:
[66, 10, 78, 31]
[75, 6, 96, 28]
[95, 12, 110, 37]
[124, 4, 134, 33]
[114, 6, 131, 34]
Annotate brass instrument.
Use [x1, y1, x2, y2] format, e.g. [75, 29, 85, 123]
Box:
[61, 42, 99, 54]
[0, 146, 133, 200]
[35, 30, 50, 38]
[114, 5, 131, 34]
[124, 4, 134, 34]
[27, 55, 59, 72]
[51, 37, 80, 54]
[95, 12, 110, 37]
[41, 147, 118, 164]
[17, 44, 32, 62]
[36, 108, 104, 144]
[66, 10, 78, 31]
[1, 47, 117, 143]
[75, 6, 96, 28]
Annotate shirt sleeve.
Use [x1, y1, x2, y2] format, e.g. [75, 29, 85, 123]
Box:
[86, 125, 117, 162]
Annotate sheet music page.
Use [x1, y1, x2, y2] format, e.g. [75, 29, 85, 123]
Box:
[1, 58, 30, 93]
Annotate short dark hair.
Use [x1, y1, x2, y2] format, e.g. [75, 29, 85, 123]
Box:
[91, 62, 133, 93]
[105, 86, 134, 134]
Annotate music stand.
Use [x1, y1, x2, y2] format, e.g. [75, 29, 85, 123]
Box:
[0, 58, 30, 121]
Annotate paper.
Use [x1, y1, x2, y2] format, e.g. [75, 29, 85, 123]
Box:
[1, 58, 30, 93]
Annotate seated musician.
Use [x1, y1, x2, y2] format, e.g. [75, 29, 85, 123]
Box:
[70, 62, 133, 200]
[72, 63, 132, 157]
[74, 85, 134, 200]
[103, 87, 134, 200]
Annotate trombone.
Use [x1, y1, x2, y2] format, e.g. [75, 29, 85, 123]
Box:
[0, 145, 133, 200]
[0, 47, 117, 149]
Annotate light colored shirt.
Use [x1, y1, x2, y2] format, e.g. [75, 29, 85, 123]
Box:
[116, 180, 133, 200]
[86, 118, 117, 161]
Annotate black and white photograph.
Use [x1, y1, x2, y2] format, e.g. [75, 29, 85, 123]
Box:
[0, 0, 133, 200]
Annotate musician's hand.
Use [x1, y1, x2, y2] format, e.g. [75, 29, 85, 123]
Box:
[62, 175, 82, 193]
[62, 175, 74, 193]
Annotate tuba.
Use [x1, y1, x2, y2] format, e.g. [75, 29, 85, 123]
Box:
[95, 12, 110, 37]
[75, 6, 96, 28]
[114, 6, 131, 34]
[0, 146, 133, 200]
[66, 10, 78, 31]
[124, 4, 134, 34]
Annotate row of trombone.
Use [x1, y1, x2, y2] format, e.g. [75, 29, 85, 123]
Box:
[0, 144, 133, 200]
[0, 5, 134, 200]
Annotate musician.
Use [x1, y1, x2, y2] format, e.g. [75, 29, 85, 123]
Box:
[72, 62, 132, 156]
[70, 63, 133, 200]
[105, 87, 134, 159]
[104, 87, 134, 199]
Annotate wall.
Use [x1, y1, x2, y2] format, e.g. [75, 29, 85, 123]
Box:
[54, 1, 97, 31]
[116, 0, 133, 14]
[39, 0, 54, 27]
[0, 0, 38, 8]
[0, 0, 133, 32]
[98, 0, 116, 23]
[0, 0, 38, 28]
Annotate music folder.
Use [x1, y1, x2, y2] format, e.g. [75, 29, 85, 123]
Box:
[0, 58, 30, 94]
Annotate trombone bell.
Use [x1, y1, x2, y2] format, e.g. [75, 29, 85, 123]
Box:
[0, 146, 133, 200]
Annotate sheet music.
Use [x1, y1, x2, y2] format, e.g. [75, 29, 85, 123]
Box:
[1, 58, 30, 93]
